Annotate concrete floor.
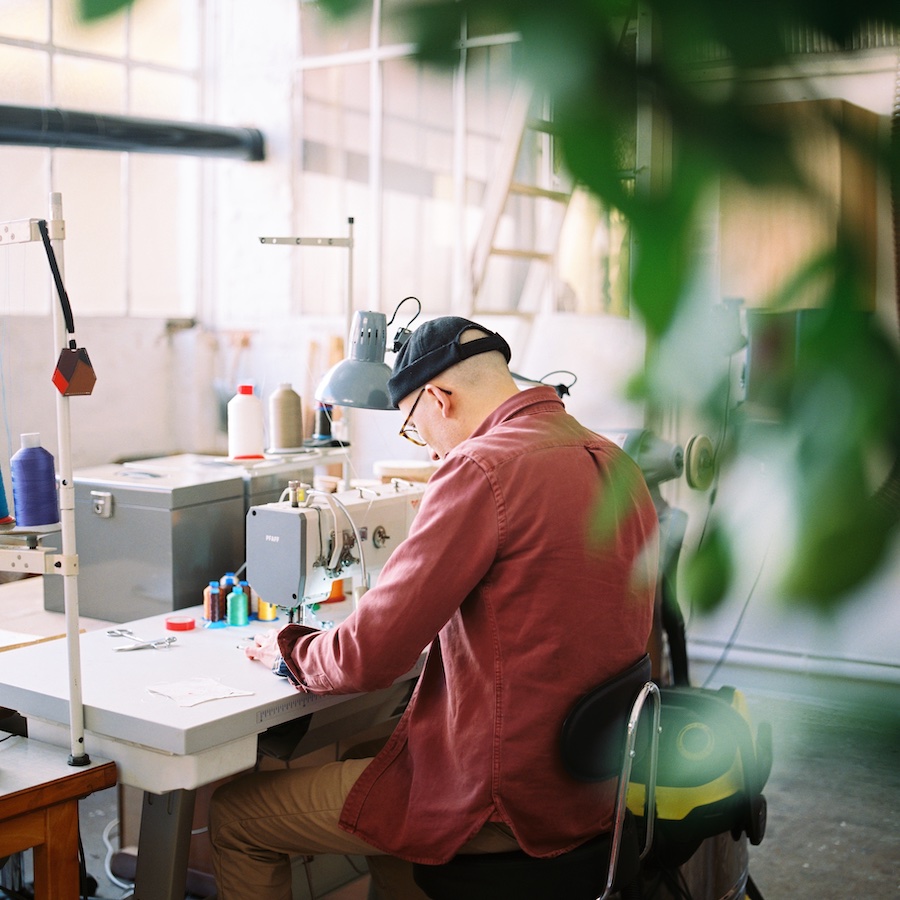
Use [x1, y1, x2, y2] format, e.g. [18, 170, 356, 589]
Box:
[3, 575, 899, 898]
[745, 694, 900, 898]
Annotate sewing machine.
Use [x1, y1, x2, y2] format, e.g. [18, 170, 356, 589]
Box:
[0, 479, 429, 899]
[245, 479, 427, 626]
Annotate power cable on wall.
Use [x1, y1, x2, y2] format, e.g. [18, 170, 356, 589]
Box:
[701, 546, 768, 689]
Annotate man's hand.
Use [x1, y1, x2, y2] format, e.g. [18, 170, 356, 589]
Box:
[244, 629, 282, 669]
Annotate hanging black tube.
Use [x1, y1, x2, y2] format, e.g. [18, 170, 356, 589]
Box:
[0, 104, 265, 161]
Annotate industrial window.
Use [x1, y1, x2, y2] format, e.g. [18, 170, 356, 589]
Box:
[0, 0, 202, 318]
[296, 1, 525, 315]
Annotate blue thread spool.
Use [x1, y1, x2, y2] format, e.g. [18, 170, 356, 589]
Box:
[10, 433, 60, 527]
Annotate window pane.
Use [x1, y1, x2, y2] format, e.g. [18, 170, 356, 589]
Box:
[0, 0, 50, 43]
[381, 58, 455, 312]
[300, 1, 370, 56]
[0, 45, 49, 105]
[53, 150, 126, 315]
[381, 0, 424, 46]
[129, 155, 199, 316]
[130, 0, 200, 69]
[130, 68, 198, 119]
[1, 0, 203, 322]
[52, 0, 127, 56]
[53, 55, 126, 113]
[298, 64, 370, 316]
[0, 174, 52, 316]
[0, 146, 50, 223]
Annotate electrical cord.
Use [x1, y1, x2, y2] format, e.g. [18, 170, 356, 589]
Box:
[77, 829, 93, 900]
[701, 545, 768, 689]
[386, 295, 422, 352]
[510, 368, 577, 399]
[539, 369, 577, 395]
[0, 821, 97, 900]
[101, 818, 135, 893]
[36, 219, 77, 348]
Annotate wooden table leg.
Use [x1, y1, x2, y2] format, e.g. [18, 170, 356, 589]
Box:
[32, 801, 81, 900]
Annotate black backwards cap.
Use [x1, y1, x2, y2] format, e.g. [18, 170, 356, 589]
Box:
[387, 316, 512, 408]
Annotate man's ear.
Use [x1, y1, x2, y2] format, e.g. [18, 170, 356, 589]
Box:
[425, 384, 453, 418]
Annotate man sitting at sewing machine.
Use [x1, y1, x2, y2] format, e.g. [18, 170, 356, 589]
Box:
[210, 316, 659, 899]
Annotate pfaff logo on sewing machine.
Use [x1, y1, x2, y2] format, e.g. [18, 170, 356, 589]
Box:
[265, 534, 280, 543]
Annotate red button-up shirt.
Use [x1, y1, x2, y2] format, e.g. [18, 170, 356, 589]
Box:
[279, 386, 658, 864]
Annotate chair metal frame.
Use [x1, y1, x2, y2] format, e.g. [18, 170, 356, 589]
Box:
[608, 680, 660, 896]
[560, 654, 661, 899]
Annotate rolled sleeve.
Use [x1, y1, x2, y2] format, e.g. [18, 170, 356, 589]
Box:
[277, 624, 334, 692]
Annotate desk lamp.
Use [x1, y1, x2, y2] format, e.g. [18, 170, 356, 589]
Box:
[314, 298, 418, 411]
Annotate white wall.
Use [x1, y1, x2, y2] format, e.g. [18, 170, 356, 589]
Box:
[0, 317, 192, 473]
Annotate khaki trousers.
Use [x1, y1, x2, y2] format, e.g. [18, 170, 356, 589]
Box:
[209, 756, 520, 899]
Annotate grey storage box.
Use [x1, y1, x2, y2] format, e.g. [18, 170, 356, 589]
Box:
[128, 453, 324, 510]
[43, 464, 246, 622]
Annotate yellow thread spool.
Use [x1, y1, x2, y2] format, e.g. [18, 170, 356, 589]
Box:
[257, 598, 278, 621]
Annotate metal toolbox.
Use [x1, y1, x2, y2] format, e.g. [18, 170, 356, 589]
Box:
[43, 452, 339, 622]
[124, 452, 329, 509]
[43, 464, 246, 622]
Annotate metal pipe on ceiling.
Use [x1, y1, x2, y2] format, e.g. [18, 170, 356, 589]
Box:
[0, 104, 265, 161]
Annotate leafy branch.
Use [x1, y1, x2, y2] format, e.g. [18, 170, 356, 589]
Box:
[317, 0, 900, 612]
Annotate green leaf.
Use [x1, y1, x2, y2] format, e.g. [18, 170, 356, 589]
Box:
[79, 0, 133, 22]
[589, 454, 650, 544]
[782, 495, 895, 607]
[683, 526, 732, 613]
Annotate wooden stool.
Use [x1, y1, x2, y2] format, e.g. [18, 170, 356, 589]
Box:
[0, 736, 117, 899]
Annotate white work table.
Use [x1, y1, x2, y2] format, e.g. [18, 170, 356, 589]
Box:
[0, 605, 422, 899]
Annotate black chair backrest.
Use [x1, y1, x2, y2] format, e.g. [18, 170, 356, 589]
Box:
[560, 654, 652, 782]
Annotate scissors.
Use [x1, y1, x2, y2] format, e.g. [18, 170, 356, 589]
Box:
[107, 628, 177, 651]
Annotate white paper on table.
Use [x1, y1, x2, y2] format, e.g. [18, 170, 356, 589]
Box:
[147, 676, 254, 707]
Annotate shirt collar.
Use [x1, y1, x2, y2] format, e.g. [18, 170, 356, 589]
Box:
[469, 385, 564, 440]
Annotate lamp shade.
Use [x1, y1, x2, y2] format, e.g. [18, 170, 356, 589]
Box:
[315, 310, 393, 409]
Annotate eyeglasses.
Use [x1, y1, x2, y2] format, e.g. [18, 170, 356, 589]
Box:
[398, 388, 427, 446]
[398, 386, 451, 446]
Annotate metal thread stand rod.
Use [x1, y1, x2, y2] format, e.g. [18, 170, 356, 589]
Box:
[0, 193, 89, 764]
[48, 192, 90, 765]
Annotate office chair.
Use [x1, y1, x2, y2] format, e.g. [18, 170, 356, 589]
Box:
[413, 654, 661, 900]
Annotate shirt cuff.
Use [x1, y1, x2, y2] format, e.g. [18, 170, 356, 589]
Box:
[272, 654, 301, 686]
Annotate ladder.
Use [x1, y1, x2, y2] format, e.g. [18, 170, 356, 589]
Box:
[470, 83, 575, 315]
